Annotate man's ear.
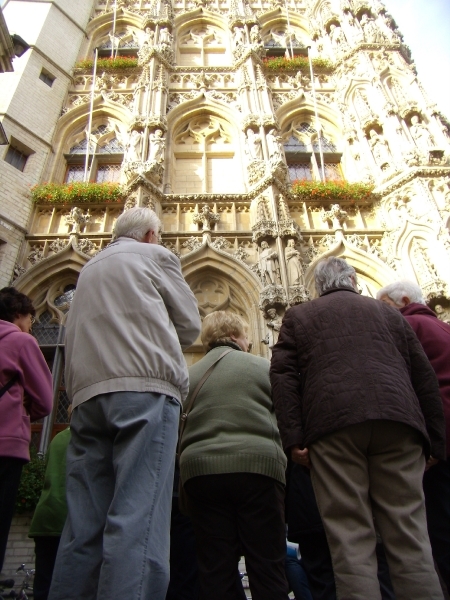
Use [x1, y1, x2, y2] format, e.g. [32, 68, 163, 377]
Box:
[401, 296, 411, 307]
[143, 230, 153, 243]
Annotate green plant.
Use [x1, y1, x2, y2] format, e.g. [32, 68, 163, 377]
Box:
[262, 56, 333, 72]
[75, 56, 139, 71]
[291, 180, 375, 203]
[31, 182, 126, 205]
[15, 448, 46, 514]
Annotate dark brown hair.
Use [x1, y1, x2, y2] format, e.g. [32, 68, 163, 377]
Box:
[0, 287, 35, 323]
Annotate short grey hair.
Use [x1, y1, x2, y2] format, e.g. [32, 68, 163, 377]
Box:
[376, 281, 426, 306]
[113, 207, 161, 242]
[314, 257, 357, 296]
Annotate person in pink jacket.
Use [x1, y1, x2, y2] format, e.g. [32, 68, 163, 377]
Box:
[0, 287, 53, 574]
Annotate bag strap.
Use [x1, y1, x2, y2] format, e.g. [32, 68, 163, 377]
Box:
[0, 374, 19, 399]
[178, 347, 233, 448]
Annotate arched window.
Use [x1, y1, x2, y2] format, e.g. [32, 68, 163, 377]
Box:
[172, 116, 244, 194]
[178, 24, 228, 67]
[282, 120, 342, 182]
[65, 121, 125, 183]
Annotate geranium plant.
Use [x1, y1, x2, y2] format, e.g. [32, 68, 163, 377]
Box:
[31, 182, 126, 205]
[75, 56, 139, 71]
[291, 180, 375, 204]
[263, 56, 333, 72]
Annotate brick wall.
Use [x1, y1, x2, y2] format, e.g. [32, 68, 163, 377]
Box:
[2, 514, 35, 580]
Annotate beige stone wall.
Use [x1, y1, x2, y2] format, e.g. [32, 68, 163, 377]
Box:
[0, 0, 93, 286]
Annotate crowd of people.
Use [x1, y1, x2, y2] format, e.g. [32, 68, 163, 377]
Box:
[0, 207, 448, 600]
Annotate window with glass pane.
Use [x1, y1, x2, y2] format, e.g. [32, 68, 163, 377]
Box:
[66, 165, 85, 182]
[323, 163, 341, 181]
[289, 163, 313, 181]
[96, 164, 121, 183]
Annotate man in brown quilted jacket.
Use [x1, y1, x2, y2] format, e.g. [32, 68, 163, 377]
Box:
[270, 257, 446, 600]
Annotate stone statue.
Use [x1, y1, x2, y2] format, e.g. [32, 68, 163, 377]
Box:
[245, 128, 263, 162]
[125, 129, 143, 162]
[142, 27, 155, 47]
[65, 207, 91, 234]
[329, 24, 348, 50]
[323, 204, 348, 229]
[266, 129, 283, 164]
[264, 308, 283, 347]
[259, 241, 280, 286]
[285, 239, 304, 286]
[148, 129, 165, 163]
[368, 129, 391, 170]
[257, 198, 270, 221]
[159, 27, 173, 47]
[233, 26, 245, 47]
[250, 25, 262, 45]
[360, 13, 382, 43]
[410, 116, 435, 153]
[434, 304, 450, 324]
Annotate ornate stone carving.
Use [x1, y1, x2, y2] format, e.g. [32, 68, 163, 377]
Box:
[193, 205, 220, 232]
[211, 236, 231, 250]
[288, 285, 311, 306]
[12, 264, 26, 281]
[258, 285, 287, 311]
[65, 207, 91, 234]
[28, 247, 45, 265]
[182, 236, 202, 251]
[49, 238, 69, 253]
[434, 304, 450, 324]
[162, 241, 181, 258]
[77, 238, 97, 255]
[233, 246, 249, 262]
[323, 204, 348, 229]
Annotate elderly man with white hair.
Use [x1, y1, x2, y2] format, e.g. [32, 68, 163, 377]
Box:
[270, 257, 446, 600]
[378, 281, 450, 595]
[49, 207, 201, 600]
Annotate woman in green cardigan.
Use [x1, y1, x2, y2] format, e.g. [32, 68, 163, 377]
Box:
[179, 311, 289, 600]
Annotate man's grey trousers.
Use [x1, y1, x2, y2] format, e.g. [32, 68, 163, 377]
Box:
[48, 391, 179, 600]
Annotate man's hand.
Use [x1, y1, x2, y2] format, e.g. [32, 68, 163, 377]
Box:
[425, 456, 439, 471]
[291, 445, 311, 469]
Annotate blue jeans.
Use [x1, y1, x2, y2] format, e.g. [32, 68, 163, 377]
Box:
[49, 392, 179, 600]
[285, 555, 313, 600]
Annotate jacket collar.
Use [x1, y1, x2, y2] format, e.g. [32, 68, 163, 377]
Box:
[320, 286, 358, 298]
[400, 303, 437, 319]
[207, 341, 242, 353]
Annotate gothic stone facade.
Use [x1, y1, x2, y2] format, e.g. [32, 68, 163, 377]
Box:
[1, 0, 450, 442]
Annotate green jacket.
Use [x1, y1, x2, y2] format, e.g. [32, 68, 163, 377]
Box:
[28, 427, 70, 537]
[179, 345, 286, 485]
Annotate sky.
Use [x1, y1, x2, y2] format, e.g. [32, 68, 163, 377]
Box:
[385, 0, 450, 118]
[1, 0, 449, 117]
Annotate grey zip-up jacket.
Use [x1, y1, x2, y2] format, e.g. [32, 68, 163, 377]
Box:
[65, 237, 201, 408]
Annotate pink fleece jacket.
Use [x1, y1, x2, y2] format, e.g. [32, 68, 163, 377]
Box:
[0, 319, 53, 461]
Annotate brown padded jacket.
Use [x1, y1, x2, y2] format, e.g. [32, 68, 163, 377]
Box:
[270, 287, 446, 459]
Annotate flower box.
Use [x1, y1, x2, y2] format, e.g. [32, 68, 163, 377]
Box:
[31, 182, 126, 205]
[291, 180, 375, 204]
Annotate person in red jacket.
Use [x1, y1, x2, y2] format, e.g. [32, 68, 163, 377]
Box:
[378, 280, 450, 595]
[0, 287, 53, 574]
